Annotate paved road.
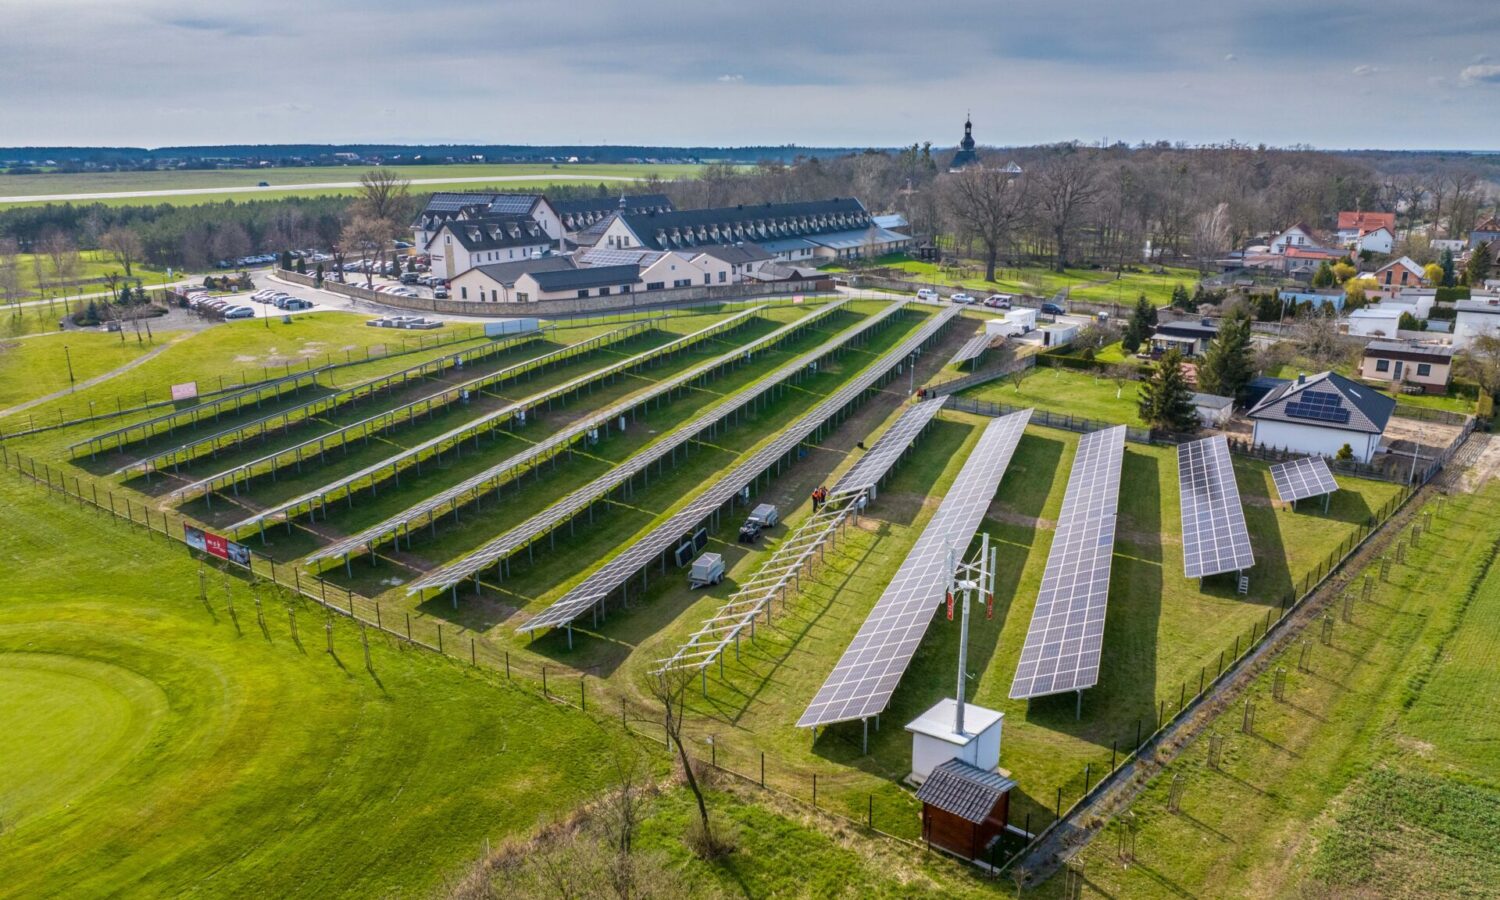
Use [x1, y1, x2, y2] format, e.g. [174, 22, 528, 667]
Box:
[0, 174, 643, 205]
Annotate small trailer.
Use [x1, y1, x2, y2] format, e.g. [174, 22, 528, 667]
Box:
[748, 503, 780, 528]
[689, 552, 725, 589]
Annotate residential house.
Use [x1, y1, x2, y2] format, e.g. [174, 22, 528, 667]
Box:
[1247, 371, 1396, 463]
[1470, 216, 1500, 250]
[1269, 223, 1320, 254]
[1336, 211, 1396, 247]
[1353, 226, 1395, 255]
[1394, 287, 1437, 318]
[514, 263, 641, 302]
[424, 218, 555, 281]
[1359, 341, 1454, 394]
[1150, 319, 1219, 356]
[1281, 245, 1345, 276]
[448, 256, 575, 303]
[1431, 238, 1468, 256]
[1372, 256, 1426, 289]
[1344, 304, 1416, 338]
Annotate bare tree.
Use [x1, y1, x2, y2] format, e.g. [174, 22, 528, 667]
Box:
[38, 229, 79, 281]
[1034, 146, 1101, 272]
[1191, 202, 1232, 274]
[0, 237, 21, 304]
[340, 215, 391, 288]
[1459, 333, 1500, 401]
[210, 222, 252, 265]
[101, 227, 145, 278]
[650, 670, 718, 858]
[942, 165, 1030, 282]
[353, 169, 415, 225]
[1106, 362, 1135, 399]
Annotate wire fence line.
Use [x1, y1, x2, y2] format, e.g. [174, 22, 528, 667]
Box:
[0, 442, 942, 848]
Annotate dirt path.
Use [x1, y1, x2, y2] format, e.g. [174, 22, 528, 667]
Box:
[0, 336, 185, 419]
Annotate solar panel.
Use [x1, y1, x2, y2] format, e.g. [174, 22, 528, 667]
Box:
[1178, 436, 1255, 579]
[1269, 456, 1339, 503]
[486, 195, 539, 215]
[797, 409, 1032, 728]
[228, 307, 768, 534]
[310, 301, 855, 566]
[830, 397, 946, 498]
[1283, 389, 1350, 424]
[950, 333, 992, 366]
[518, 305, 961, 634]
[1009, 426, 1126, 700]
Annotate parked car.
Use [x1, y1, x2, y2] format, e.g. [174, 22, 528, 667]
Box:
[983, 294, 1013, 309]
[1041, 302, 1066, 316]
[433, 288, 450, 299]
[399, 272, 420, 285]
[223, 305, 255, 319]
[950, 292, 974, 304]
[282, 298, 313, 311]
[916, 288, 940, 301]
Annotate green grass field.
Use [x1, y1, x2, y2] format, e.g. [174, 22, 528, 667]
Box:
[0, 163, 701, 208]
[0, 475, 647, 898]
[831, 255, 1200, 307]
[7, 249, 178, 299]
[1049, 484, 1499, 898]
[962, 364, 1146, 425]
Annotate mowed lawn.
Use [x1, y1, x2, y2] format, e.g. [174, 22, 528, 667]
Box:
[832, 255, 1199, 306]
[1053, 484, 1500, 899]
[0, 476, 643, 898]
[6, 249, 178, 298]
[0, 330, 158, 411]
[962, 364, 1146, 426]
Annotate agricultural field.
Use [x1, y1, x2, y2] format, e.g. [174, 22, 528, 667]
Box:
[1051, 482, 1500, 898]
[0, 163, 701, 208]
[1, 295, 1468, 896]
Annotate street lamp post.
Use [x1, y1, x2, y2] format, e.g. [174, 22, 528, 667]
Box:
[64, 344, 74, 389]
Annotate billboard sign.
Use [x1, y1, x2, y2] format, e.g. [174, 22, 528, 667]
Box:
[185, 524, 252, 566]
[171, 381, 199, 401]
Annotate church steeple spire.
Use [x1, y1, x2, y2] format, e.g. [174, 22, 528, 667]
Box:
[949, 112, 979, 170]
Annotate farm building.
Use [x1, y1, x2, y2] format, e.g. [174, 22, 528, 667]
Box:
[917, 759, 1016, 863]
[1247, 371, 1395, 463]
[1359, 341, 1454, 394]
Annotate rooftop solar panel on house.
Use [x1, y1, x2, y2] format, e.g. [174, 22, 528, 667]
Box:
[1283, 389, 1351, 424]
[797, 409, 1032, 729]
[1178, 436, 1255, 579]
[1269, 456, 1339, 504]
[1009, 426, 1126, 700]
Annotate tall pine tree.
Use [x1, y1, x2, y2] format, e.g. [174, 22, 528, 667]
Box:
[1441, 248, 1457, 287]
[1122, 295, 1154, 354]
[1197, 310, 1254, 400]
[1138, 349, 1200, 432]
[1468, 241, 1493, 286]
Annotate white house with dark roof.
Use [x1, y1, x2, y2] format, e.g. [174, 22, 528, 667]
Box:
[448, 256, 576, 303]
[1269, 223, 1320, 254]
[1247, 371, 1396, 463]
[590, 198, 911, 262]
[425, 218, 556, 281]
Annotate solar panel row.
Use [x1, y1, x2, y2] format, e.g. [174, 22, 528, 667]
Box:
[519, 304, 961, 634]
[1178, 435, 1255, 579]
[950, 333, 992, 365]
[830, 397, 946, 497]
[1269, 456, 1339, 503]
[797, 408, 1032, 729]
[228, 306, 768, 533]
[309, 300, 856, 565]
[1009, 425, 1126, 700]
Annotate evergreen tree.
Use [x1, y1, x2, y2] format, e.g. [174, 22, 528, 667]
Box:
[1122, 295, 1153, 354]
[1170, 283, 1191, 311]
[1138, 349, 1200, 432]
[1198, 310, 1254, 399]
[1468, 241, 1493, 286]
[1312, 260, 1335, 288]
[280, 250, 293, 270]
[1441, 248, 1456, 287]
[295, 257, 307, 274]
[1398, 311, 1420, 332]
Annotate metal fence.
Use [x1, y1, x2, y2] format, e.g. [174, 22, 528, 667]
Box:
[943, 394, 1153, 443]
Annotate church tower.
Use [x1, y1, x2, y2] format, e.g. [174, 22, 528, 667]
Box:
[948, 114, 979, 171]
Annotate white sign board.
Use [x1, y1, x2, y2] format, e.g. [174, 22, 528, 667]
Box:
[171, 382, 199, 402]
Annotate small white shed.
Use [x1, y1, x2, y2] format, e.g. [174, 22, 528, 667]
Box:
[1039, 322, 1079, 348]
[1192, 392, 1233, 428]
[905, 698, 1004, 785]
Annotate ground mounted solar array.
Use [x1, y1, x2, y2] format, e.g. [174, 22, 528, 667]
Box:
[227, 306, 767, 535]
[1009, 425, 1126, 701]
[1178, 435, 1255, 579]
[830, 396, 946, 498]
[655, 397, 948, 676]
[1270, 456, 1339, 504]
[517, 303, 961, 635]
[308, 299, 855, 566]
[950, 333, 993, 366]
[399, 300, 906, 592]
[797, 408, 1032, 729]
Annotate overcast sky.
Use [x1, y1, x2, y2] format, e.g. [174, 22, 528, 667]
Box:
[3, 0, 1499, 150]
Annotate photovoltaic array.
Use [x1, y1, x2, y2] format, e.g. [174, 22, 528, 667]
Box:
[797, 408, 1032, 729]
[1009, 425, 1126, 700]
[830, 397, 946, 497]
[950, 333, 992, 365]
[518, 304, 961, 634]
[1178, 435, 1255, 578]
[1269, 456, 1339, 503]
[1283, 389, 1351, 425]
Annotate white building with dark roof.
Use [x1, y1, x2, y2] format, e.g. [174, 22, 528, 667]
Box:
[590, 198, 911, 262]
[1247, 371, 1396, 463]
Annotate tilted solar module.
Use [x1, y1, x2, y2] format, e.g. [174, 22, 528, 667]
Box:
[797, 409, 1032, 728]
[830, 397, 946, 497]
[1178, 435, 1255, 578]
[1009, 425, 1126, 700]
[950, 333, 993, 365]
[518, 304, 961, 634]
[1269, 456, 1339, 503]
